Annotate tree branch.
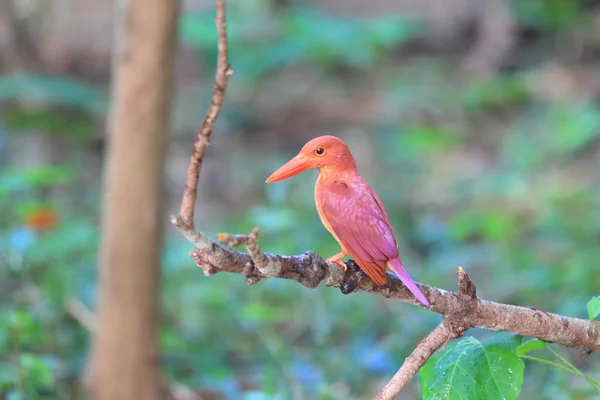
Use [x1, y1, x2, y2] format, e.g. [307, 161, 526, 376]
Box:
[374, 321, 453, 399]
[187, 240, 600, 352]
[374, 268, 474, 400]
[174, 0, 233, 229]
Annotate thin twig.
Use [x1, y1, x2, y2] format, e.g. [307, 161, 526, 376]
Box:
[374, 268, 474, 399]
[66, 298, 98, 332]
[175, 0, 233, 228]
[374, 322, 453, 400]
[217, 227, 279, 278]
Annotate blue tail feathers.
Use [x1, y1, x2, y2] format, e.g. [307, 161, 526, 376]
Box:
[388, 258, 430, 307]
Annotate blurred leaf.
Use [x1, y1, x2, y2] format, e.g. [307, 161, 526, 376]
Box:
[27, 219, 98, 264]
[249, 206, 297, 233]
[448, 210, 519, 242]
[18, 353, 55, 389]
[239, 303, 285, 323]
[516, 339, 547, 355]
[461, 74, 531, 111]
[513, 0, 583, 29]
[3, 108, 95, 141]
[0, 309, 45, 349]
[0, 74, 107, 115]
[179, 13, 219, 49]
[15, 200, 56, 221]
[550, 101, 600, 154]
[0, 165, 76, 196]
[587, 296, 600, 320]
[180, 5, 422, 78]
[282, 8, 422, 68]
[0, 362, 18, 389]
[397, 125, 461, 155]
[420, 333, 524, 400]
[364, 15, 423, 48]
[0, 325, 7, 351]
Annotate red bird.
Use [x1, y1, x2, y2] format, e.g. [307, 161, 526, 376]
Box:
[266, 135, 430, 307]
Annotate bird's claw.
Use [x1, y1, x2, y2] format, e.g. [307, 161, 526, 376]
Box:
[327, 258, 347, 271]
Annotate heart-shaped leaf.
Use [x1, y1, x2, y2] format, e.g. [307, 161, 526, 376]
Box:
[419, 333, 525, 400]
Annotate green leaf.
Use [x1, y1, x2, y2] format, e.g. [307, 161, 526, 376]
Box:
[587, 296, 600, 320]
[460, 74, 531, 111]
[0, 74, 107, 115]
[550, 102, 600, 154]
[397, 126, 461, 155]
[512, 0, 583, 30]
[419, 334, 524, 400]
[179, 13, 218, 49]
[0, 362, 18, 389]
[0, 165, 76, 196]
[239, 303, 286, 323]
[516, 339, 547, 355]
[18, 353, 55, 389]
[3, 109, 94, 141]
[483, 332, 524, 351]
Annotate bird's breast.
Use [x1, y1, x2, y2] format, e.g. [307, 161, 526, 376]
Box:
[314, 176, 334, 234]
[314, 175, 346, 245]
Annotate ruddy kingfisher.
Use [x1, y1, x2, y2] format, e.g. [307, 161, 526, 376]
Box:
[265, 135, 430, 307]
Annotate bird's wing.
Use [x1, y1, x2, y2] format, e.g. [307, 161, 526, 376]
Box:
[318, 179, 399, 284]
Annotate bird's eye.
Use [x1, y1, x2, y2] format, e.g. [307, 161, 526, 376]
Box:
[315, 147, 325, 155]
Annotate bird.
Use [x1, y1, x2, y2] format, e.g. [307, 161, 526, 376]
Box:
[265, 135, 430, 307]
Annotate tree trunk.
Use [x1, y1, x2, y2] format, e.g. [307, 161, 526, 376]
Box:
[87, 0, 179, 399]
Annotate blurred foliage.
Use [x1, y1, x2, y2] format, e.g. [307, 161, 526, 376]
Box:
[517, 338, 600, 393]
[0, 164, 95, 399]
[2, 0, 600, 398]
[180, 1, 423, 80]
[513, 0, 586, 30]
[0, 74, 107, 115]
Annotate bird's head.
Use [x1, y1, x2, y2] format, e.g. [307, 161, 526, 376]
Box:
[266, 135, 357, 183]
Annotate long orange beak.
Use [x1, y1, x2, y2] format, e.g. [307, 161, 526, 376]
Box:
[266, 154, 313, 183]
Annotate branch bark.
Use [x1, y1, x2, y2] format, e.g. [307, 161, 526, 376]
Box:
[185, 242, 600, 352]
[176, 0, 233, 229]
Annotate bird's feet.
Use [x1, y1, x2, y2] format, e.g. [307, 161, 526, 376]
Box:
[327, 251, 348, 271]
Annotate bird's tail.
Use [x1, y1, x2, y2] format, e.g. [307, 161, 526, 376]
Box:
[388, 258, 430, 307]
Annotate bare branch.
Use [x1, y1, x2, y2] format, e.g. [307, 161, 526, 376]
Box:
[66, 298, 98, 332]
[187, 243, 600, 352]
[175, 0, 233, 228]
[374, 321, 453, 400]
[374, 268, 474, 400]
[218, 227, 280, 279]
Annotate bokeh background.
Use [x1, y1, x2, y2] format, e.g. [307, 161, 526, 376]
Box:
[1, 0, 600, 398]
